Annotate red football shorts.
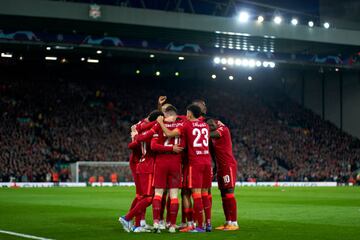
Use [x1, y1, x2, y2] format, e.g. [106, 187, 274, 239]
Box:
[153, 161, 181, 189]
[187, 164, 212, 189]
[217, 165, 237, 189]
[137, 173, 154, 196]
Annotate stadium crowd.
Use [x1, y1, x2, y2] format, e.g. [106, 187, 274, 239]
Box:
[1, 76, 359, 183]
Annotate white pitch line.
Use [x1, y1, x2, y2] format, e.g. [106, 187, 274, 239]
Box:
[0, 230, 55, 240]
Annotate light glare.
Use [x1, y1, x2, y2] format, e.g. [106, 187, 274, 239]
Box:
[238, 11, 250, 23]
[274, 16, 282, 24]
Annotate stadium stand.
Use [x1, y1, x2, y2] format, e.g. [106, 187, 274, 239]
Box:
[1, 72, 359, 183]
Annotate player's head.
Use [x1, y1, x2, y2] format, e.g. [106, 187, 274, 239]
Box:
[161, 103, 172, 113]
[186, 104, 202, 120]
[192, 99, 207, 115]
[148, 110, 164, 122]
[164, 104, 177, 118]
[206, 118, 217, 131]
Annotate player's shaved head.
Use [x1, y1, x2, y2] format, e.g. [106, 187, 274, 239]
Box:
[192, 99, 207, 115]
[186, 104, 202, 119]
[161, 103, 172, 113]
[164, 105, 177, 118]
[165, 105, 177, 113]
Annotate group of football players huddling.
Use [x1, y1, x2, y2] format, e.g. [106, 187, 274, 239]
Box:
[118, 96, 239, 233]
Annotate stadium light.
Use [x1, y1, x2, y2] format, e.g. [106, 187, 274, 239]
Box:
[81, 57, 85, 61]
[1, 53, 12, 58]
[19, 56, 23, 60]
[46, 46, 51, 51]
[96, 50, 102, 54]
[257, 15, 264, 23]
[211, 74, 216, 79]
[235, 58, 242, 66]
[229, 75, 234, 81]
[242, 59, 249, 67]
[136, 69, 140, 74]
[45, 56, 57, 61]
[263, 61, 269, 68]
[227, 58, 234, 65]
[269, 62, 276, 68]
[248, 76, 253, 81]
[221, 58, 227, 65]
[323, 22, 330, 29]
[87, 58, 99, 63]
[308, 21, 314, 27]
[274, 16, 282, 24]
[214, 57, 221, 64]
[238, 11, 250, 23]
[155, 71, 160, 76]
[256, 60, 262, 67]
[175, 72, 179, 76]
[150, 54, 155, 58]
[291, 18, 298, 26]
[222, 67, 227, 71]
[248, 59, 256, 68]
[178, 56, 185, 61]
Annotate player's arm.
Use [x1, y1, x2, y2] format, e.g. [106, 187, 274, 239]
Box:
[151, 135, 184, 153]
[156, 116, 180, 137]
[128, 140, 139, 149]
[210, 126, 225, 139]
[135, 127, 157, 142]
[136, 120, 156, 132]
[157, 96, 167, 111]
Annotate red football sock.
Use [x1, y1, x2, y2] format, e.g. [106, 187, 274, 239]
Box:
[166, 194, 171, 223]
[129, 195, 139, 211]
[152, 194, 162, 223]
[141, 209, 145, 221]
[192, 193, 204, 229]
[208, 194, 212, 206]
[202, 193, 211, 225]
[183, 208, 193, 223]
[222, 197, 231, 221]
[169, 198, 179, 226]
[125, 196, 152, 221]
[134, 213, 141, 227]
[225, 193, 237, 222]
[159, 193, 167, 221]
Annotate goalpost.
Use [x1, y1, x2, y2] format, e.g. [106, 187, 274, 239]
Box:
[70, 161, 131, 183]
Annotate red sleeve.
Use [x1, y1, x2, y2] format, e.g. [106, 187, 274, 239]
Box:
[176, 122, 186, 135]
[135, 128, 156, 142]
[128, 140, 139, 149]
[216, 126, 225, 137]
[151, 136, 173, 153]
[136, 121, 156, 132]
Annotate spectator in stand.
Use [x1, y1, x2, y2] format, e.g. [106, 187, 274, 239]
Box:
[0, 76, 359, 183]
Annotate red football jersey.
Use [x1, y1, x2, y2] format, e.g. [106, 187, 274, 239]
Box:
[135, 127, 158, 174]
[211, 124, 237, 170]
[151, 118, 185, 164]
[178, 119, 211, 165]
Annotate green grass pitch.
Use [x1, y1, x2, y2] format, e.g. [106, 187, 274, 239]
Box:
[0, 187, 359, 240]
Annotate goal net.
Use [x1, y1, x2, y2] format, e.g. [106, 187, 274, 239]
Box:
[70, 161, 132, 183]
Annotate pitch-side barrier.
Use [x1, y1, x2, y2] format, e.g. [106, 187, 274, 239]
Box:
[0, 181, 339, 188]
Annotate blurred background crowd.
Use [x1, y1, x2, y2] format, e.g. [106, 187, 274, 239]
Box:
[1, 74, 360, 184]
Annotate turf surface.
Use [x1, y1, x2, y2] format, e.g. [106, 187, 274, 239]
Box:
[0, 187, 359, 240]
